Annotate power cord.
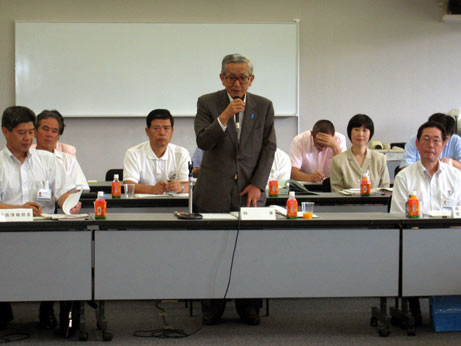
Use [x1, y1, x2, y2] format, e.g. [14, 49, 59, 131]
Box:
[133, 301, 203, 339]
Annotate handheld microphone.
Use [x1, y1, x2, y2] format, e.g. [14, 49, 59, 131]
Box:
[233, 96, 243, 130]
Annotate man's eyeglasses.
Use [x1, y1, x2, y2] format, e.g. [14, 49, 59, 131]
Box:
[151, 126, 172, 132]
[420, 136, 443, 144]
[224, 74, 251, 84]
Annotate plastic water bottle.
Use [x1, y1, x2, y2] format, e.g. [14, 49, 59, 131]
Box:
[94, 191, 107, 220]
[286, 191, 298, 219]
[112, 174, 121, 199]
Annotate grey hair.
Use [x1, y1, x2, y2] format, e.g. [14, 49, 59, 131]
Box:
[221, 54, 254, 75]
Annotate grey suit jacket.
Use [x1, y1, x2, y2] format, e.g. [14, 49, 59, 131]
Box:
[194, 89, 276, 212]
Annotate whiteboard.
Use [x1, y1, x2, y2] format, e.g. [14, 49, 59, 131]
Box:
[15, 22, 299, 117]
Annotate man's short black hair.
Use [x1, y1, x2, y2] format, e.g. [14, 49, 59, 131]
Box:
[312, 120, 335, 136]
[36, 110, 65, 135]
[416, 121, 447, 142]
[146, 109, 174, 128]
[428, 113, 455, 136]
[2, 106, 36, 131]
[346, 114, 374, 141]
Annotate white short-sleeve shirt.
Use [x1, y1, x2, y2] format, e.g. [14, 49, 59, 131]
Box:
[390, 160, 461, 214]
[268, 148, 291, 183]
[54, 150, 90, 191]
[123, 141, 190, 185]
[0, 148, 75, 213]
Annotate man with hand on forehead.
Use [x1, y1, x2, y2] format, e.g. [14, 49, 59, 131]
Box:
[290, 119, 346, 182]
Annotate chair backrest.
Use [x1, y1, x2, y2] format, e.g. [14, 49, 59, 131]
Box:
[322, 177, 331, 192]
[105, 169, 124, 182]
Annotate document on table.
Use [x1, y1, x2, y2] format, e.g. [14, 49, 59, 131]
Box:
[135, 193, 188, 198]
[200, 213, 238, 220]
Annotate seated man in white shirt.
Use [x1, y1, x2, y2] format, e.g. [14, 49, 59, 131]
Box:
[391, 120, 461, 326]
[290, 119, 346, 182]
[0, 106, 80, 331]
[35, 110, 89, 192]
[268, 148, 291, 183]
[123, 109, 190, 194]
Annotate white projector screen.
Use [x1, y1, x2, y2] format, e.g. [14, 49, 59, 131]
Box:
[15, 22, 299, 117]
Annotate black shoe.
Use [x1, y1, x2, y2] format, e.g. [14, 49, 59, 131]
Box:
[201, 300, 225, 326]
[239, 306, 260, 326]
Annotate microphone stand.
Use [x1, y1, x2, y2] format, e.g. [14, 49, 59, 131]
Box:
[175, 161, 202, 220]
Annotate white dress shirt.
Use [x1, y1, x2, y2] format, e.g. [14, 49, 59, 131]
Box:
[268, 148, 291, 183]
[0, 148, 75, 213]
[54, 150, 90, 191]
[123, 141, 190, 185]
[390, 160, 461, 214]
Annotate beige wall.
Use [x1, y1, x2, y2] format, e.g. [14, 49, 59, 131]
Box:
[1, 0, 460, 180]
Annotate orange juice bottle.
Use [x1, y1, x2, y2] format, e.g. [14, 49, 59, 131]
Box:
[112, 174, 121, 198]
[407, 191, 420, 218]
[360, 171, 371, 196]
[94, 191, 107, 220]
[286, 191, 298, 219]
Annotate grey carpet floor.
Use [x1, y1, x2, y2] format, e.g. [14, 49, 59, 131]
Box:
[2, 298, 461, 345]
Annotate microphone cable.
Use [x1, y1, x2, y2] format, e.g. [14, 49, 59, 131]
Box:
[223, 107, 243, 300]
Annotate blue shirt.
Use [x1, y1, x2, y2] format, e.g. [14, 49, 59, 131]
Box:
[400, 134, 461, 167]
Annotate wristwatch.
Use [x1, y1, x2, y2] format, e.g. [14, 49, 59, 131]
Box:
[181, 183, 185, 192]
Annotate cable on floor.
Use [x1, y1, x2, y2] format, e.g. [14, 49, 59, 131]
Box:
[133, 301, 203, 339]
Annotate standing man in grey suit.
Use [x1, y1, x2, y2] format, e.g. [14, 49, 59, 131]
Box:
[194, 54, 276, 325]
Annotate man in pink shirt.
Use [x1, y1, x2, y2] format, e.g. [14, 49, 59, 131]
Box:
[290, 119, 346, 182]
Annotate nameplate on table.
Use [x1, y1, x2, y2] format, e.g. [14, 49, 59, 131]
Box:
[231, 207, 276, 221]
[0, 208, 33, 222]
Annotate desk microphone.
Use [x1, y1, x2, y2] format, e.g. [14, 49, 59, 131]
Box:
[175, 161, 202, 220]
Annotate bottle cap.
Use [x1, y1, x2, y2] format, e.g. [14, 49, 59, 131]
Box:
[97, 191, 105, 198]
[289, 191, 295, 198]
[114, 174, 119, 180]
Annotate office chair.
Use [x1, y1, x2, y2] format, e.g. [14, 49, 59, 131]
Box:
[105, 169, 123, 182]
[394, 165, 402, 179]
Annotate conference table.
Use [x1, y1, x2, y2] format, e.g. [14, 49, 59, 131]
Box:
[2, 211, 460, 338]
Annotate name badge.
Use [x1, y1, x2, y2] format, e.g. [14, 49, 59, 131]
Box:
[37, 180, 51, 201]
